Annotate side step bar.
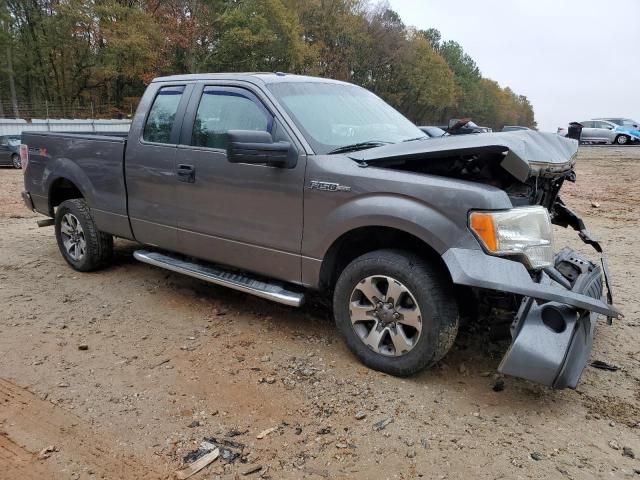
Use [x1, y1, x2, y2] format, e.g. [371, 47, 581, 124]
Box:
[133, 250, 305, 307]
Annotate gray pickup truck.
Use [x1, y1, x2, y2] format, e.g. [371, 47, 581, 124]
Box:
[21, 73, 619, 389]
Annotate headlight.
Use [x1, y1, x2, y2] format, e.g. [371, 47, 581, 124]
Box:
[469, 206, 554, 269]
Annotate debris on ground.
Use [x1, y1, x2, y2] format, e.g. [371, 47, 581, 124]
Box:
[78, 344, 88, 351]
[175, 448, 219, 480]
[187, 420, 201, 428]
[225, 428, 248, 437]
[590, 360, 619, 371]
[591, 201, 601, 208]
[609, 440, 621, 450]
[183, 437, 244, 467]
[150, 358, 171, 369]
[623, 446, 635, 459]
[256, 426, 278, 439]
[373, 418, 393, 431]
[530, 452, 544, 461]
[241, 464, 262, 476]
[37, 445, 57, 460]
[355, 411, 366, 420]
[493, 379, 505, 392]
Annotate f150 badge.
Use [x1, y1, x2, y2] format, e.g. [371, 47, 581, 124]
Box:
[309, 180, 351, 192]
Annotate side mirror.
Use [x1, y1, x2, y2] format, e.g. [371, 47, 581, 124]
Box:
[227, 130, 296, 168]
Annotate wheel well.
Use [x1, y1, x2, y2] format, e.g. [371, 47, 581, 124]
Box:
[49, 178, 83, 215]
[319, 226, 450, 290]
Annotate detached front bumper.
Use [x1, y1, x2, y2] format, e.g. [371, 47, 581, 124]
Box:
[443, 247, 620, 389]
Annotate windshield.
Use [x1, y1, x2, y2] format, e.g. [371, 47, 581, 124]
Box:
[606, 118, 638, 128]
[267, 81, 425, 154]
[620, 119, 639, 128]
[7, 137, 20, 146]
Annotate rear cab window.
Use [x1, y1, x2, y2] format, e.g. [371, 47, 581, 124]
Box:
[143, 85, 186, 144]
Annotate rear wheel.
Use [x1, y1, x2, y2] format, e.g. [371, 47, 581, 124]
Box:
[54, 199, 113, 272]
[11, 154, 21, 169]
[333, 249, 459, 377]
[615, 134, 629, 145]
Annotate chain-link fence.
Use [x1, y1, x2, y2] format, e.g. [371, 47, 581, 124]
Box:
[0, 100, 139, 120]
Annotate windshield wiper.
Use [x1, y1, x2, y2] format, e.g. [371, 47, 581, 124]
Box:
[327, 140, 392, 155]
[402, 136, 427, 142]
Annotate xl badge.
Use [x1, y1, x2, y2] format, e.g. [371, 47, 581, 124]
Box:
[309, 180, 351, 192]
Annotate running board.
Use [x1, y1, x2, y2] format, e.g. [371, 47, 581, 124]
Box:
[133, 250, 305, 307]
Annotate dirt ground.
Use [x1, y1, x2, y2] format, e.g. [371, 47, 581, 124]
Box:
[1, 146, 639, 480]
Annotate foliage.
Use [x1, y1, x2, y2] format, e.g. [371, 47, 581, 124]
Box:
[0, 0, 535, 128]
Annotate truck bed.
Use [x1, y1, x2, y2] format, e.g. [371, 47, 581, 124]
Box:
[21, 131, 132, 239]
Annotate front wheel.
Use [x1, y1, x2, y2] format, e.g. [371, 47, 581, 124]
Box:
[11, 154, 21, 169]
[615, 135, 629, 145]
[333, 249, 459, 377]
[54, 199, 113, 272]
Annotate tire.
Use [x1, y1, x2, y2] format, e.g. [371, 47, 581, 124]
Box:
[615, 135, 629, 145]
[333, 249, 459, 377]
[54, 199, 113, 272]
[11, 154, 21, 169]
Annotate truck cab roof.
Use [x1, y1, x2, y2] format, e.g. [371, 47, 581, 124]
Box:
[151, 72, 351, 87]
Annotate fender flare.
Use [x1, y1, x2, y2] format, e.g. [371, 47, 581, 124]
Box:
[45, 158, 96, 213]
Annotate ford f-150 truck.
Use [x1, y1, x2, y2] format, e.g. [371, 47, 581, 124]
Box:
[20, 73, 620, 389]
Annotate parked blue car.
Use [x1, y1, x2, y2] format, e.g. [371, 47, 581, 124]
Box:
[591, 118, 640, 145]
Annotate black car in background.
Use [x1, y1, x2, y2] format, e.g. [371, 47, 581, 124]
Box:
[0, 135, 22, 168]
[440, 118, 492, 135]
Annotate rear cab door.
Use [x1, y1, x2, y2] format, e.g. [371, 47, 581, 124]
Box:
[125, 82, 195, 251]
[173, 80, 306, 284]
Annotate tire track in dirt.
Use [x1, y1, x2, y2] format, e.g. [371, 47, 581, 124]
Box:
[0, 434, 55, 479]
[0, 378, 165, 479]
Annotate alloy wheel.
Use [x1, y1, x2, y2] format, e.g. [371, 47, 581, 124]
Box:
[349, 275, 423, 356]
[60, 213, 86, 261]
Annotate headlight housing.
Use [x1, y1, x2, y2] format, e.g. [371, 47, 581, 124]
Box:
[469, 206, 554, 269]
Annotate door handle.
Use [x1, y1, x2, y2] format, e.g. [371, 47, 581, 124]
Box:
[177, 164, 195, 183]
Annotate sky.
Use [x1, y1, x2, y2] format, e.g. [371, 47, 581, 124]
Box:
[386, 0, 640, 131]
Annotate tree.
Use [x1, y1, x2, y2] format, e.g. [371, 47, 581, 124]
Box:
[0, 0, 536, 128]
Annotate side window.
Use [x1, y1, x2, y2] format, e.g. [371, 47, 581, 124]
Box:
[594, 121, 611, 129]
[191, 88, 271, 149]
[580, 121, 592, 128]
[143, 85, 185, 144]
[0, 137, 7, 146]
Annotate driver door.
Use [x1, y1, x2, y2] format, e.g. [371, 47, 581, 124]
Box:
[174, 83, 306, 284]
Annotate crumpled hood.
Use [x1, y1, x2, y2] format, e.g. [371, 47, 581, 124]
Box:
[349, 131, 579, 182]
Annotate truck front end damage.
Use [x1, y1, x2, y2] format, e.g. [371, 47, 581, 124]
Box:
[444, 242, 617, 389]
[437, 133, 620, 388]
[353, 130, 620, 388]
